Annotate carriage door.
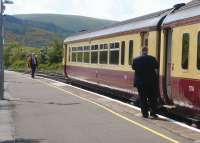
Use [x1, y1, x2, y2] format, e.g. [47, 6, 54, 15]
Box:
[165, 29, 173, 100]
[141, 32, 149, 48]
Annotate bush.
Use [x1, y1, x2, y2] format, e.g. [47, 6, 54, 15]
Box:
[3, 46, 12, 68]
[4, 41, 64, 73]
[11, 60, 27, 70]
[47, 40, 63, 64]
[38, 63, 63, 73]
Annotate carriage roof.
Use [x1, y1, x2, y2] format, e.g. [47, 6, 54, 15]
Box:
[163, 0, 200, 25]
[64, 1, 200, 44]
[64, 9, 170, 43]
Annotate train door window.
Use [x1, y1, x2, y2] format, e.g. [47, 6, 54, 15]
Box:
[121, 41, 125, 65]
[109, 42, 119, 65]
[182, 33, 190, 70]
[84, 46, 90, 63]
[129, 40, 133, 65]
[100, 44, 108, 64]
[91, 45, 98, 64]
[197, 32, 200, 70]
[141, 32, 149, 48]
[72, 47, 77, 62]
[145, 39, 148, 47]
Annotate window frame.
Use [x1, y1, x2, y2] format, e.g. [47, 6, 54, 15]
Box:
[121, 41, 125, 65]
[76, 46, 83, 63]
[71, 47, 77, 63]
[91, 45, 99, 64]
[99, 44, 108, 64]
[109, 42, 120, 65]
[129, 40, 134, 65]
[181, 33, 190, 70]
[83, 46, 90, 64]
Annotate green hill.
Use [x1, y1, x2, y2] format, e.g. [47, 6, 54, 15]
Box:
[4, 14, 117, 71]
[5, 15, 63, 48]
[14, 14, 117, 34]
[5, 14, 117, 48]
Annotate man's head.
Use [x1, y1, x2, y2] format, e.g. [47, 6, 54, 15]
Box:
[32, 53, 35, 57]
[141, 47, 148, 55]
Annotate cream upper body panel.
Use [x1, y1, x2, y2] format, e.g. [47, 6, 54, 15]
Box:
[171, 23, 200, 79]
[66, 31, 158, 72]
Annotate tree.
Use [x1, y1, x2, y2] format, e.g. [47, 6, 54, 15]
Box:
[38, 47, 48, 64]
[47, 40, 63, 63]
[3, 46, 12, 68]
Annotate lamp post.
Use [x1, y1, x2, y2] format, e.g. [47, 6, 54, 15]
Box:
[0, 0, 13, 100]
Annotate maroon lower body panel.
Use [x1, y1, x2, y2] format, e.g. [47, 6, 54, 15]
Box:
[66, 65, 200, 118]
[171, 77, 200, 113]
[66, 65, 134, 91]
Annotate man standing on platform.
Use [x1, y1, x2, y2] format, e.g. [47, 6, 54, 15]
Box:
[28, 53, 38, 78]
[132, 47, 159, 118]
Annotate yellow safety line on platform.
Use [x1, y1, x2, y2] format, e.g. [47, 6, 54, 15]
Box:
[38, 79, 180, 143]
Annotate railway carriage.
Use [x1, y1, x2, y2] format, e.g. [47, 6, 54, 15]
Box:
[160, 1, 200, 119]
[63, 9, 170, 94]
[63, 0, 200, 121]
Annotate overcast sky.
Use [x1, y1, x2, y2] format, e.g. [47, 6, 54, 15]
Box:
[5, 0, 191, 21]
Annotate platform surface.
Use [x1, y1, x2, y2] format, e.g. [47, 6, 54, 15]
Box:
[4, 71, 200, 143]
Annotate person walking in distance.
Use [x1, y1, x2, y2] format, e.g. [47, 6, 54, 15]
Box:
[132, 47, 159, 118]
[28, 53, 38, 78]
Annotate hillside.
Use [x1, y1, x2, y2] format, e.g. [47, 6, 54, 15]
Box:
[15, 14, 117, 35]
[4, 15, 64, 48]
[5, 14, 117, 48]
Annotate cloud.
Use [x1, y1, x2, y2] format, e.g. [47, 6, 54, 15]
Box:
[5, 0, 190, 20]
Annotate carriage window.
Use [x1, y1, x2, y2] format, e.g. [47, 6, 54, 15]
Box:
[100, 44, 104, 50]
[76, 47, 83, 63]
[91, 52, 98, 64]
[91, 45, 98, 64]
[84, 52, 90, 63]
[100, 44, 108, 64]
[182, 33, 190, 69]
[109, 42, 119, 65]
[72, 47, 76, 51]
[83, 46, 90, 63]
[110, 43, 115, 49]
[121, 41, 125, 65]
[71, 47, 77, 62]
[77, 52, 83, 62]
[72, 53, 76, 62]
[110, 51, 119, 64]
[129, 40, 133, 65]
[197, 32, 200, 70]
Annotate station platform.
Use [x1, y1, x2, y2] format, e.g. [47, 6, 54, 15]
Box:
[1, 71, 200, 143]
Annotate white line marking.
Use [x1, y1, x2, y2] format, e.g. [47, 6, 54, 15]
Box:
[37, 79, 180, 143]
[51, 82, 67, 87]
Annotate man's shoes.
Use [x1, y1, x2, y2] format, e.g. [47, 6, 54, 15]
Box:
[143, 115, 148, 118]
[142, 113, 149, 118]
[150, 112, 158, 118]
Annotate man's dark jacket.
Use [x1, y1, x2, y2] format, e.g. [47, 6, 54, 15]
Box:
[132, 55, 159, 86]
